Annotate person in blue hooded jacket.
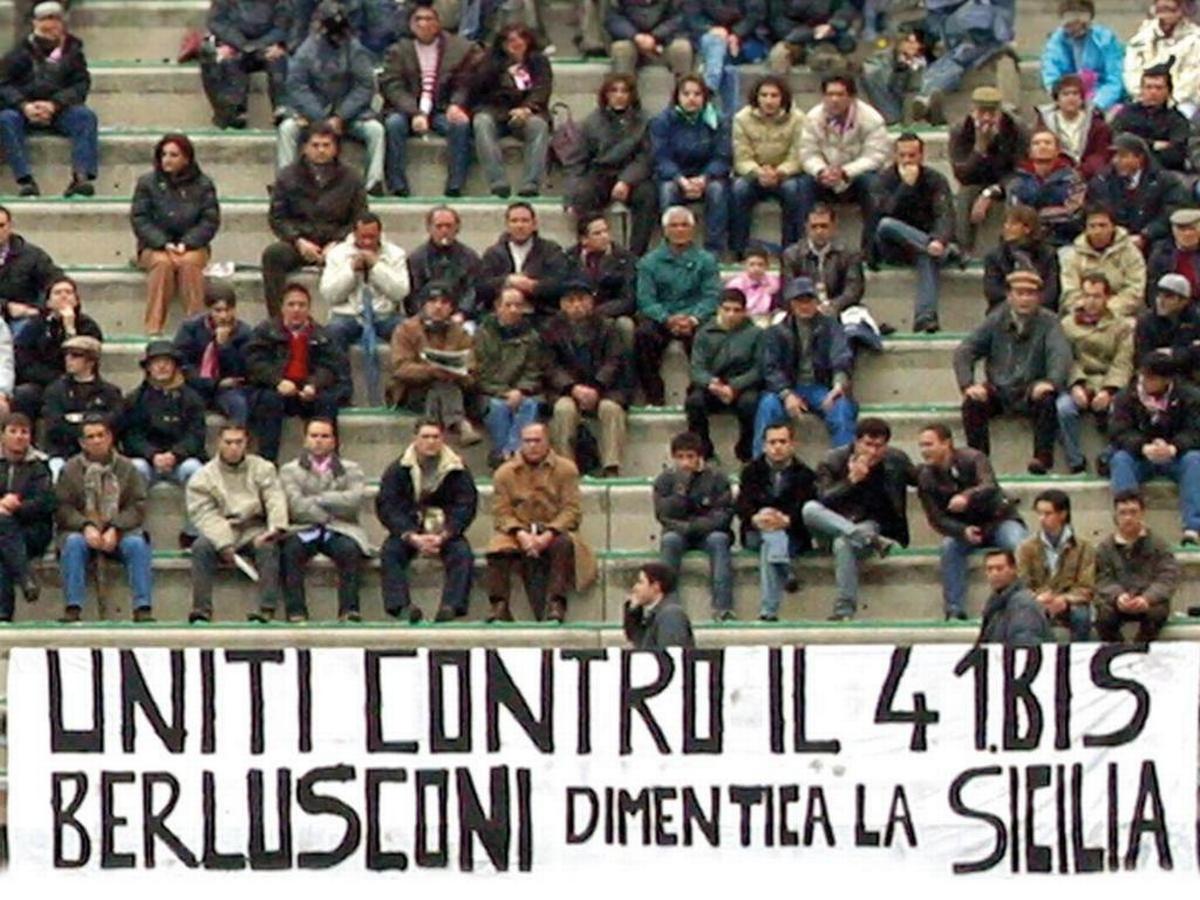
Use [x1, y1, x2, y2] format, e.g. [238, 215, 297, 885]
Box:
[1040, 0, 1125, 112]
[650, 74, 732, 254]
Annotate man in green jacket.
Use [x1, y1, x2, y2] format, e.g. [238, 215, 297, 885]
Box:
[634, 206, 721, 406]
[685, 287, 763, 462]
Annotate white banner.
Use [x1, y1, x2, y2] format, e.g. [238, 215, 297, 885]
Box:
[6, 645, 1198, 880]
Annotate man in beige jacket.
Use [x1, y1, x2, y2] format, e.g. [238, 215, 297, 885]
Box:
[186, 423, 288, 623]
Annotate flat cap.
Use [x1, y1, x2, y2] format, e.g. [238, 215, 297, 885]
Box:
[32, 2, 64, 18]
[1171, 208, 1200, 227]
[971, 86, 1003, 108]
[1005, 270, 1044, 289]
[62, 335, 101, 358]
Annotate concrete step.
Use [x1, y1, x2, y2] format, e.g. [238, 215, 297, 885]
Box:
[11, 546, 1200, 626]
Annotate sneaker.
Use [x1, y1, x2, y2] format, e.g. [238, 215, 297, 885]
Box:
[713, 609, 736, 622]
[63, 176, 95, 198]
[21, 572, 39, 603]
[913, 315, 940, 334]
[828, 599, 855, 621]
[17, 178, 39, 197]
[434, 605, 462, 623]
[339, 611, 362, 623]
[133, 608, 155, 624]
[1183, 529, 1200, 546]
[188, 611, 210, 624]
[870, 535, 898, 558]
[59, 606, 81, 624]
[905, 95, 930, 123]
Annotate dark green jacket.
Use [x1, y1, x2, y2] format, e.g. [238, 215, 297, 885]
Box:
[635, 242, 721, 323]
[690, 317, 763, 393]
[474, 315, 543, 398]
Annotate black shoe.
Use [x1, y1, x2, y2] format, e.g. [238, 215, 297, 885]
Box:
[434, 605, 462, 623]
[60, 606, 81, 624]
[713, 609, 736, 622]
[1069, 460, 1088, 475]
[390, 184, 411, 198]
[17, 177, 39, 197]
[1095, 456, 1111, 478]
[913, 315, 940, 334]
[784, 576, 800, 593]
[491, 185, 511, 198]
[367, 183, 386, 198]
[878, 321, 897, 336]
[189, 611, 210, 624]
[1026, 456, 1051, 476]
[21, 572, 39, 603]
[517, 185, 540, 197]
[133, 608, 155, 624]
[945, 610, 968, 621]
[63, 176, 95, 198]
[546, 598, 566, 623]
[1188, 604, 1200, 617]
[407, 606, 425, 624]
[339, 610, 362, 623]
[247, 610, 269, 623]
[759, 613, 779, 622]
[178, 530, 196, 550]
[0, 615, 11, 624]
[444, 185, 462, 198]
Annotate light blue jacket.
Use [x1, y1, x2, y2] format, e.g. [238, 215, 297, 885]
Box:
[1041, 23, 1125, 111]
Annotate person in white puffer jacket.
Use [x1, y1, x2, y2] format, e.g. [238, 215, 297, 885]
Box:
[318, 210, 410, 351]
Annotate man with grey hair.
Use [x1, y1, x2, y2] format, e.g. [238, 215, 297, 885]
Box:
[633, 206, 721, 406]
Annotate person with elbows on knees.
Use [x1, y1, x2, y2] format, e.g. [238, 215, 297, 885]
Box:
[185, 423, 288, 623]
[318, 211, 410, 352]
[737, 421, 816, 622]
[753, 276, 855, 457]
[802, 417, 915, 621]
[1107, 354, 1200, 544]
[1094, 488, 1179, 642]
[1018, 488, 1096, 641]
[475, 286, 543, 470]
[653, 431, 736, 622]
[954, 270, 1073, 475]
[623, 561, 695, 649]
[55, 415, 153, 623]
[0, 412, 54, 619]
[977, 549, 1051, 646]
[377, 418, 478, 624]
[0, 1, 98, 197]
[172, 279, 253, 426]
[279, 417, 370, 623]
[871, 131, 960, 334]
[916, 422, 1027, 621]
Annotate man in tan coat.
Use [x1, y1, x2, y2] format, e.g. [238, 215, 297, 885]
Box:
[388, 281, 480, 444]
[1059, 205, 1146, 316]
[485, 421, 596, 623]
[1017, 488, 1096, 641]
[186, 423, 288, 623]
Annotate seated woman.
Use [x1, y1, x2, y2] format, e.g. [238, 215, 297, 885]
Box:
[12, 276, 102, 423]
[649, 75, 732, 255]
[566, 72, 656, 256]
[1034, 74, 1112, 180]
[470, 23, 553, 198]
[130, 133, 221, 336]
[982, 204, 1062, 312]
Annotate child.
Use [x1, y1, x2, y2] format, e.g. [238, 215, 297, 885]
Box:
[724, 247, 781, 326]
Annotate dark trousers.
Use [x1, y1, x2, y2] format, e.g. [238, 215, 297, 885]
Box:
[380, 532, 474, 615]
[0, 515, 46, 619]
[962, 384, 1057, 464]
[684, 385, 759, 462]
[250, 389, 341, 462]
[190, 535, 281, 617]
[261, 240, 306, 319]
[796, 172, 876, 256]
[12, 381, 46, 422]
[200, 46, 288, 123]
[1094, 597, 1169, 643]
[485, 533, 574, 620]
[634, 317, 693, 406]
[281, 530, 364, 617]
[568, 171, 656, 256]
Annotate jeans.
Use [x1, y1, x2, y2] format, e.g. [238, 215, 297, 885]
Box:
[380, 532, 475, 615]
[698, 32, 767, 113]
[281, 530, 365, 617]
[659, 529, 733, 612]
[753, 383, 858, 456]
[130, 456, 204, 487]
[730, 175, 804, 255]
[324, 312, 403, 352]
[213, 385, 251, 426]
[0, 104, 98, 181]
[658, 178, 729, 253]
[800, 501, 879, 612]
[940, 519, 1028, 616]
[472, 111, 549, 192]
[1060, 603, 1093, 642]
[796, 172, 876, 253]
[190, 535, 281, 617]
[276, 116, 385, 191]
[744, 529, 800, 617]
[875, 216, 942, 322]
[1110, 449, 1200, 530]
[484, 395, 540, 455]
[60, 531, 153, 612]
[384, 111, 473, 193]
[1055, 390, 1107, 469]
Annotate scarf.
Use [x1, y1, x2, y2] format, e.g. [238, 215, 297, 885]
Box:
[199, 317, 222, 380]
[675, 102, 720, 131]
[1137, 375, 1173, 418]
[1040, 524, 1074, 576]
[82, 455, 121, 527]
[399, 442, 464, 532]
[309, 453, 334, 476]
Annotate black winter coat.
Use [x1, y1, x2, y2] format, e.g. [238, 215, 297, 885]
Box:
[130, 164, 221, 253]
[41, 374, 123, 459]
[172, 313, 252, 401]
[1108, 379, 1200, 455]
[779, 240, 864, 313]
[563, 242, 638, 320]
[1111, 101, 1191, 172]
[916, 446, 1022, 540]
[375, 456, 478, 539]
[982, 239, 1061, 311]
[978, 582, 1050, 646]
[541, 312, 632, 407]
[767, 0, 855, 42]
[605, 0, 687, 42]
[736, 455, 817, 549]
[406, 240, 483, 319]
[653, 466, 734, 538]
[0, 449, 54, 555]
[761, 312, 852, 394]
[0, 33, 90, 109]
[0, 235, 62, 313]
[119, 380, 208, 462]
[208, 0, 291, 51]
[1087, 161, 1188, 246]
[469, 50, 552, 119]
[949, 112, 1027, 187]
[268, 160, 367, 246]
[815, 445, 916, 545]
[1133, 307, 1200, 371]
[478, 233, 569, 319]
[874, 164, 956, 250]
[576, 105, 651, 186]
[14, 310, 102, 389]
[1147, 242, 1200, 304]
[243, 319, 352, 404]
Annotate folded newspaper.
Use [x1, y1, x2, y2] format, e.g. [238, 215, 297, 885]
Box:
[232, 553, 260, 583]
[421, 348, 471, 375]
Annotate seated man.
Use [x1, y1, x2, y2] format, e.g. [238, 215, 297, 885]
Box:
[55, 416, 152, 623]
[686, 287, 762, 463]
[41, 335, 122, 477]
[0, 2, 98, 197]
[1095, 488, 1180, 642]
[1060, 204, 1145, 317]
[377, 418, 478, 623]
[780, 204, 865, 315]
[605, 0, 693, 77]
[1018, 488, 1096, 641]
[872, 132, 959, 334]
[949, 87, 1028, 252]
[1135, 273, 1200, 371]
[280, 417, 370, 622]
[0, 412, 53, 619]
[0, 206, 63, 339]
[622, 561, 695, 649]
[653, 431, 736, 622]
[977, 549, 1052, 646]
[910, 0, 1013, 118]
[1123, 0, 1200, 113]
[1148, 207, 1200, 299]
[261, 123, 367, 318]
[1006, 129, 1087, 247]
[766, 0, 856, 73]
[475, 287, 543, 468]
[276, 1, 384, 194]
[544, 281, 630, 477]
[1040, 0, 1125, 113]
[407, 205, 483, 319]
[186, 423, 288, 623]
[199, 0, 291, 129]
[388, 282, 478, 443]
[485, 422, 596, 623]
[634, 205, 720, 406]
[119, 340, 206, 490]
[318, 211, 410, 352]
[478, 201, 569, 323]
[1111, 63, 1190, 174]
[797, 75, 889, 255]
[736, 422, 816, 622]
[954, 270, 1072, 474]
[1035, 74, 1113, 180]
[173, 280, 253, 425]
[1087, 133, 1186, 256]
[859, 22, 931, 125]
[245, 282, 352, 463]
[802, 417, 915, 621]
[754, 277, 856, 457]
[379, 4, 474, 197]
[564, 213, 638, 341]
[916, 422, 1028, 620]
[1108, 354, 1200, 543]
